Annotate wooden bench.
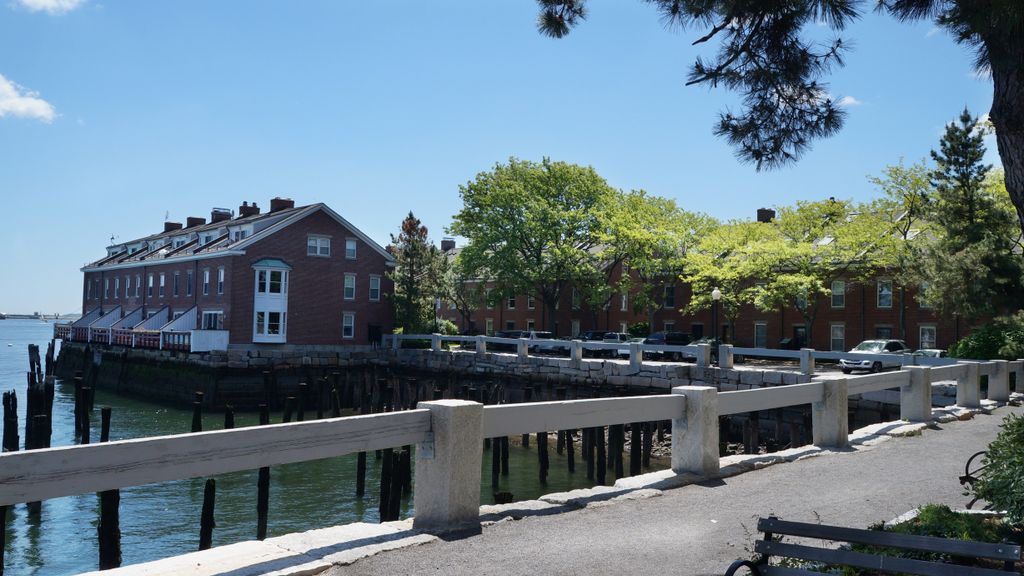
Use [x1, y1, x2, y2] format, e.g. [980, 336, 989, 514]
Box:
[724, 516, 1021, 575]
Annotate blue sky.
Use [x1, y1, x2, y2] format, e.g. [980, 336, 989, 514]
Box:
[0, 1, 997, 314]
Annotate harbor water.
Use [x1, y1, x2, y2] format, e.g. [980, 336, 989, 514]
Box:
[0, 320, 613, 576]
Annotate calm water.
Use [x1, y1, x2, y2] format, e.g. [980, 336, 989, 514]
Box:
[0, 320, 607, 575]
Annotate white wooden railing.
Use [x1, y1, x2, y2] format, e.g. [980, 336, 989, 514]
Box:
[388, 333, 965, 376]
[0, 359, 1020, 541]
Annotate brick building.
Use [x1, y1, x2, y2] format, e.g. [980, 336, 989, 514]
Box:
[438, 211, 967, 352]
[64, 198, 394, 350]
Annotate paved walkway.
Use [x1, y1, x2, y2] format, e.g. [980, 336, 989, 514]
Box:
[329, 405, 1022, 576]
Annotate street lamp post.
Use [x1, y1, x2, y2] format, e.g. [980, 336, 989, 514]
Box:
[711, 287, 722, 343]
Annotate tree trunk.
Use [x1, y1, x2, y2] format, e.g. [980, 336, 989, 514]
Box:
[990, 54, 1024, 238]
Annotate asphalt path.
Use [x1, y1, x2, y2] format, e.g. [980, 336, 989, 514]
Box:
[327, 405, 1022, 576]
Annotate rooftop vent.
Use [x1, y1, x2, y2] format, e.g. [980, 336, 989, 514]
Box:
[211, 208, 233, 223]
[164, 222, 183, 233]
[270, 197, 295, 213]
[238, 201, 261, 218]
[186, 216, 207, 228]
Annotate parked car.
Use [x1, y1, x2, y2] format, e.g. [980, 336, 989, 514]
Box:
[616, 337, 647, 359]
[839, 339, 912, 373]
[601, 332, 632, 358]
[914, 348, 947, 358]
[525, 331, 568, 356]
[576, 329, 609, 357]
[643, 331, 691, 360]
[490, 330, 525, 352]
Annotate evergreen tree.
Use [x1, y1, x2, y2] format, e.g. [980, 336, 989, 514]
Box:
[922, 110, 1023, 321]
[388, 212, 445, 333]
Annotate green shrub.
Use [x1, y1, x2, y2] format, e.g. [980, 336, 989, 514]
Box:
[628, 322, 650, 337]
[435, 318, 461, 335]
[974, 414, 1024, 526]
[948, 312, 1024, 360]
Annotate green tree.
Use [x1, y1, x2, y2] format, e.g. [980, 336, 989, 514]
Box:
[608, 190, 716, 331]
[746, 199, 878, 345]
[449, 157, 617, 334]
[534, 1, 1024, 239]
[684, 219, 777, 340]
[867, 159, 932, 339]
[388, 212, 445, 333]
[920, 110, 1023, 321]
[440, 251, 487, 334]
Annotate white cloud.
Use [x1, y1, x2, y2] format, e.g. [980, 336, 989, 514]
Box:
[11, 0, 84, 14]
[0, 73, 56, 122]
[836, 95, 862, 107]
[925, 27, 941, 38]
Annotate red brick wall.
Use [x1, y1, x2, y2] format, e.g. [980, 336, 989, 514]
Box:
[230, 209, 394, 345]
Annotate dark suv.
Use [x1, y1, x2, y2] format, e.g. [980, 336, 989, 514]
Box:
[644, 331, 691, 360]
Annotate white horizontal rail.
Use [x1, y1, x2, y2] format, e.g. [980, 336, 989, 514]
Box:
[0, 409, 431, 507]
[846, 371, 908, 395]
[482, 396, 686, 438]
[718, 381, 824, 415]
[730, 347, 800, 359]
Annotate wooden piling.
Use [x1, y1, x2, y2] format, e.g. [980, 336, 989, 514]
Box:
[256, 404, 270, 541]
[356, 451, 367, 497]
[191, 399, 202, 433]
[491, 438, 500, 487]
[521, 388, 532, 448]
[595, 427, 606, 485]
[500, 436, 510, 476]
[537, 431, 549, 484]
[282, 396, 296, 423]
[331, 386, 342, 418]
[297, 382, 307, 422]
[223, 405, 235, 429]
[80, 391, 92, 444]
[642, 422, 652, 469]
[73, 375, 84, 437]
[400, 446, 412, 497]
[585, 428, 595, 480]
[612, 424, 624, 478]
[2, 390, 19, 452]
[378, 447, 394, 521]
[564, 429, 575, 473]
[198, 479, 216, 551]
[387, 451, 402, 521]
[97, 406, 121, 570]
[629, 423, 641, 476]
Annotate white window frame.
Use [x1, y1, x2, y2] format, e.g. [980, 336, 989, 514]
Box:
[113, 277, 119, 299]
[620, 292, 628, 312]
[830, 323, 845, 352]
[159, 273, 165, 297]
[663, 285, 676, 309]
[664, 320, 675, 332]
[135, 275, 141, 298]
[124, 276, 130, 299]
[345, 238, 357, 259]
[754, 322, 768, 348]
[831, 280, 845, 309]
[186, 270, 193, 297]
[342, 312, 355, 339]
[344, 273, 356, 300]
[173, 272, 180, 297]
[104, 278, 109, 299]
[148, 274, 154, 297]
[527, 296, 535, 310]
[485, 317, 494, 336]
[919, 325, 937, 349]
[919, 282, 933, 309]
[571, 288, 581, 310]
[369, 275, 381, 302]
[877, 279, 893, 309]
[217, 267, 225, 295]
[201, 310, 223, 330]
[307, 235, 331, 257]
[507, 296, 516, 310]
[486, 288, 494, 310]
[526, 319, 535, 331]
[202, 269, 210, 296]
[619, 321, 628, 334]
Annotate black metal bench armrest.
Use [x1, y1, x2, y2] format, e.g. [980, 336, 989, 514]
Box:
[724, 559, 763, 576]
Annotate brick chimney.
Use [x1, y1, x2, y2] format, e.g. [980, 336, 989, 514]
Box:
[186, 216, 206, 228]
[210, 208, 232, 223]
[269, 197, 295, 213]
[756, 208, 776, 223]
[164, 222, 183, 232]
[238, 201, 261, 218]
[441, 237, 456, 252]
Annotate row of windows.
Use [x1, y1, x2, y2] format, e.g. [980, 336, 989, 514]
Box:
[344, 274, 381, 301]
[485, 286, 678, 312]
[829, 279, 932, 310]
[307, 236, 358, 259]
[88, 269, 223, 300]
[250, 310, 358, 339]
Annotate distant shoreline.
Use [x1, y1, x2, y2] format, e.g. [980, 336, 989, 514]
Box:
[0, 313, 77, 321]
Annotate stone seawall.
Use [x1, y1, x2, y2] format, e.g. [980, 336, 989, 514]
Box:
[54, 342, 386, 408]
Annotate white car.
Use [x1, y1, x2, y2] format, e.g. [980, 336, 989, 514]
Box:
[839, 339, 911, 373]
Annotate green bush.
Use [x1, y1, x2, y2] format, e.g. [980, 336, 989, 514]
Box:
[974, 414, 1024, 526]
[628, 322, 650, 337]
[435, 318, 461, 335]
[948, 312, 1024, 360]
